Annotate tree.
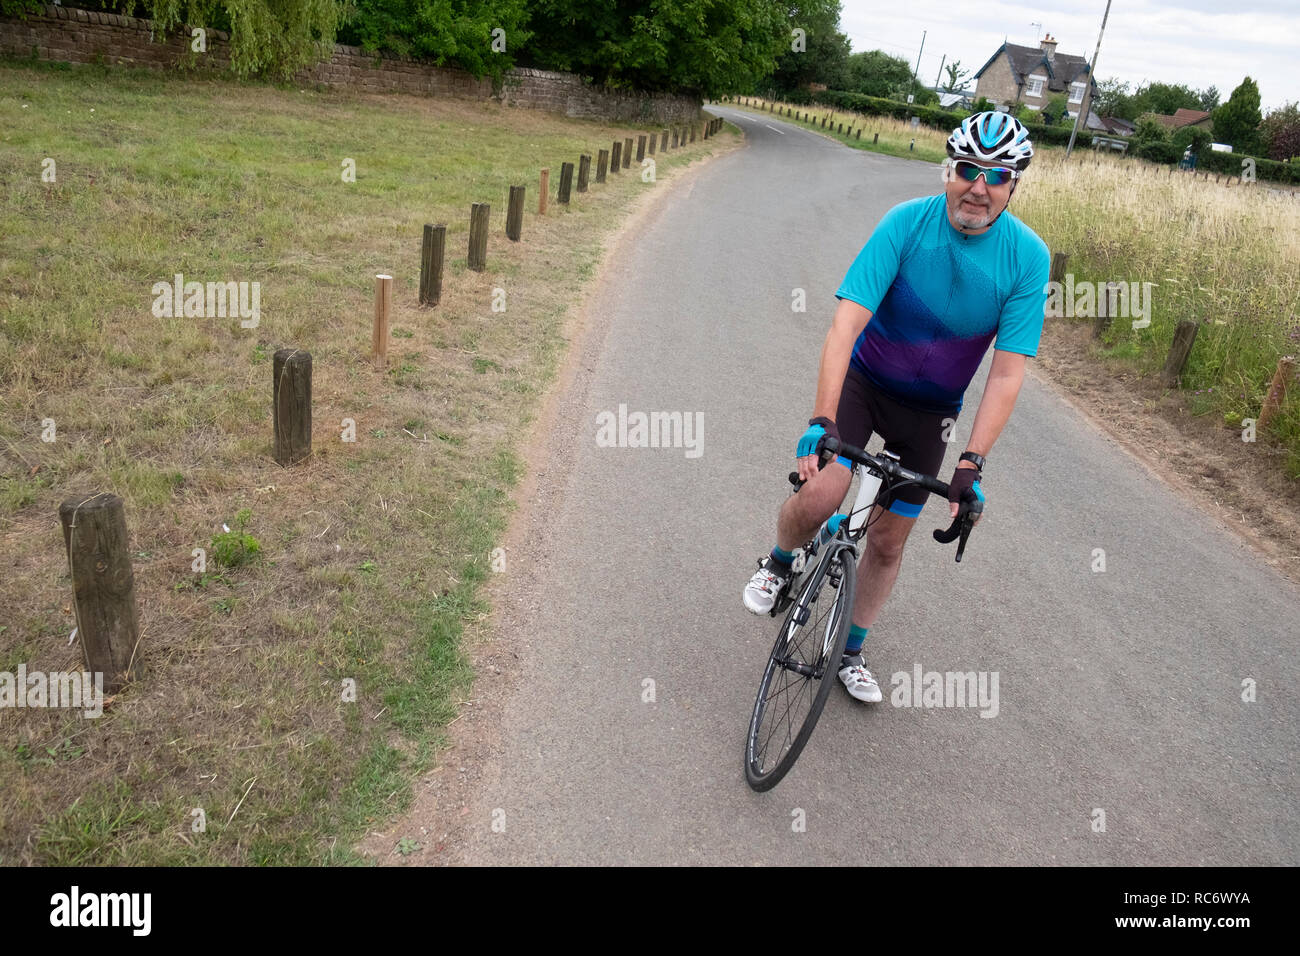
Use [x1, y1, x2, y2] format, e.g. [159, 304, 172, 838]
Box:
[1198, 85, 1220, 111]
[1131, 117, 1178, 164]
[519, 0, 789, 96]
[770, 0, 850, 94]
[1212, 77, 1263, 153]
[843, 49, 913, 98]
[1172, 124, 1212, 159]
[1132, 81, 1203, 116]
[943, 60, 970, 92]
[1041, 93, 1069, 126]
[1094, 77, 1136, 119]
[340, 0, 532, 78]
[1259, 102, 1300, 161]
[110, 0, 347, 78]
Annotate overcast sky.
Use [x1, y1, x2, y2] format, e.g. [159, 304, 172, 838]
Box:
[838, 0, 1297, 112]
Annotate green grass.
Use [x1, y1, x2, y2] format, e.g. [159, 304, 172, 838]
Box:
[0, 58, 734, 864]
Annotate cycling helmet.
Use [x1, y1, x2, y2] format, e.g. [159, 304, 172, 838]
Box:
[947, 111, 1034, 170]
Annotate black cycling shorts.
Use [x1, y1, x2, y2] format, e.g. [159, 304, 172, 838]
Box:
[832, 366, 953, 517]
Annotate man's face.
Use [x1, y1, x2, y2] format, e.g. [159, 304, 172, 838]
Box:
[944, 158, 1016, 232]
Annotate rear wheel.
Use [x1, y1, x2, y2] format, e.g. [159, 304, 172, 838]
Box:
[744, 544, 856, 791]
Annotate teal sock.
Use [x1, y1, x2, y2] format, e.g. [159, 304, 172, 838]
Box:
[845, 625, 869, 655]
[769, 545, 795, 571]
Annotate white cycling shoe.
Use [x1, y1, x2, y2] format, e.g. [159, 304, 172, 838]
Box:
[838, 654, 883, 703]
[742, 557, 790, 615]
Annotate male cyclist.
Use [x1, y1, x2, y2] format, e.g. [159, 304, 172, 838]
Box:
[743, 111, 1051, 703]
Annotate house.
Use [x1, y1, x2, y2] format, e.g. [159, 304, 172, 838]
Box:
[1140, 108, 1212, 132]
[972, 35, 1097, 122]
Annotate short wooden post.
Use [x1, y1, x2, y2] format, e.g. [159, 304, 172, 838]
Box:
[623, 137, 633, 168]
[671, 127, 679, 148]
[505, 188, 524, 241]
[821, 116, 827, 128]
[577, 154, 591, 192]
[1161, 320, 1199, 387]
[58, 493, 141, 695]
[468, 202, 489, 272]
[636, 135, 646, 161]
[690, 124, 696, 143]
[272, 348, 312, 466]
[596, 148, 609, 183]
[1258, 356, 1296, 430]
[856, 128, 862, 140]
[1093, 281, 1116, 339]
[557, 161, 574, 204]
[372, 274, 392, 365]
[647, 133, 656, 156]
[1049, 251, 1069, 285]
[539, 168, 549, 215]
[660, 129, 668, 151]
[419, 223, 446, 304]
[610, 140, 622, 172]
[837, 123, 843, 133]
[873, 132, 879, 144]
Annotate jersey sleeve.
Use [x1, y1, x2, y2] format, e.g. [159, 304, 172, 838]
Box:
[834, 199, 919, 312]
[993, 233, 1051, 357]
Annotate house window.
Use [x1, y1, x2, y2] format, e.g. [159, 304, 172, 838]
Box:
[1026, 75, 1045, 97]
[1069, 82, 1086, 104]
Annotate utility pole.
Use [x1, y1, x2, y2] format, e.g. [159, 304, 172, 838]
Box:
[912, 30, 926, 85]
[934, 54, 947, 92]
[1066, 0, 1112, 159]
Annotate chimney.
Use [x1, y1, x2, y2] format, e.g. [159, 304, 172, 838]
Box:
[1040, 34, 1057, 64]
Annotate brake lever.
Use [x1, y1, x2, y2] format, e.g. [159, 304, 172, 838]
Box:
[932, 500, 982, 562]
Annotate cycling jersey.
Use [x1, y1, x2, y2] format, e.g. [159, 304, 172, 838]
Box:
[835, 194, 1050, 415]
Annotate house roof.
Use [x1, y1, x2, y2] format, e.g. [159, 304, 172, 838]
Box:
[974, 42, 1095, 93]
[1142, 108, 1212, 131]
[1099, 116, 1136, 135]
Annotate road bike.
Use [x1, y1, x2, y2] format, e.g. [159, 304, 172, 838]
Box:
[743, 436, 981, 792]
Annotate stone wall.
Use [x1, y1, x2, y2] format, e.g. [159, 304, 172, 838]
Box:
[0, 4, 701, 122]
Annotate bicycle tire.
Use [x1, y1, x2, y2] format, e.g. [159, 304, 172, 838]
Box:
[744, 544, 856, 791]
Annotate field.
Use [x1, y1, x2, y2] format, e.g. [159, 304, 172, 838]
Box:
[0, 59, 732, 864]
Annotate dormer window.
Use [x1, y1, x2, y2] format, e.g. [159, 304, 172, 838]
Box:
[1026, 75, 1046, 97]
[1069, 81, 1086, 103]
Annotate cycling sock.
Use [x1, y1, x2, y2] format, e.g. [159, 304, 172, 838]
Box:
[845, 625, 869, 655]
[768, 546, 795, 573]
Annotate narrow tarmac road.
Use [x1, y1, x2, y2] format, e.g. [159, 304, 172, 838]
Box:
[456, 106, 1298, 865]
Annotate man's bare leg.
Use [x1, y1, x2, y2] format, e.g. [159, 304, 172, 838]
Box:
[775, 462, 852, 553]
[850, 504, 918, 629]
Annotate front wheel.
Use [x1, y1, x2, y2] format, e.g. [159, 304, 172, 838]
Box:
[744, 544, 856, 792]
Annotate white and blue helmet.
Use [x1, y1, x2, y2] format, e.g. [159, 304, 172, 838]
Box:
[947, 111, 1035, 169]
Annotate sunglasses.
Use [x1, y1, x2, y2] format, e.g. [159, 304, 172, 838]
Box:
[951, 160, 1020, 186]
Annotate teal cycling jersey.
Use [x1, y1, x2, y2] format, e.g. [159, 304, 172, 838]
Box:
[835, 194, 1051, 415]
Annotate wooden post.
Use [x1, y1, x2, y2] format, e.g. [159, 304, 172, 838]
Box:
[539, 168, 549, 215]
[1161, 321, 1199, 387]
[272, 348, 312, 466]
[468, 202, 489, 272]
[1093, 282, 1116, 339]
[856, 128, 862, 140]
[673, 127, 681, 148]
[372, 274, 392, 365]
[636, 135, 646, 161]
[419, 223, 446, 304]
[1049, 251, 1069, 285]
[557, 161, 574, 204]
[577, 154, 591, 192]
[623, 137, 633, 168]
[596, 148, 609, 183]
[647, 133, 656, 156]
[837, 123, 843, 133]
[1258, 356, 1296, 430]
[660, 129, 668, 152]
[610, 140, 622, 172]
[58, 493, 141, 695]
[873, 132, 879, 144]
[505, 188, 524, 241]
[690, 124, 696, 143]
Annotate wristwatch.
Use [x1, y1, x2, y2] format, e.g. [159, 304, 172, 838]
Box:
[959, 451, 986, 471]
